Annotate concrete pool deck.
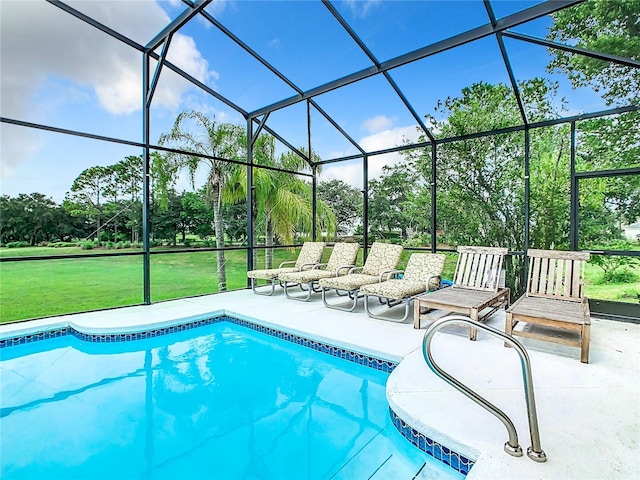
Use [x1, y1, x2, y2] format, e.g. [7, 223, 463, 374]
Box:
[1, 289, 639, 479]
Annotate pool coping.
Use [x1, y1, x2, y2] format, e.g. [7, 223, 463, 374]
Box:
[0, 309, 474, 476]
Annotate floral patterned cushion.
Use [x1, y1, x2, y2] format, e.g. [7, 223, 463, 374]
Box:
[247, 267, 298, 280]
[403, 253, 446, 285]
[294, 242, 326, 268]
[325, 242, 360, 272]
[359, 279, 426, 300]
[279, 243, 359, 283]
[361, 242, 404, 276]
[279, 269, 337, 283]
[318, 273, 381, 291]
[359, 254, 446, 300]
[247, 242, 325, 281]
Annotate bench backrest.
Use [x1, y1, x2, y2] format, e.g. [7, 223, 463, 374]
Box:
[526, 249, 590, 301]
[453, 246, 508, 292]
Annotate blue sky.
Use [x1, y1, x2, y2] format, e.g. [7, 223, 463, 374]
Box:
[0, 0, 610, 202]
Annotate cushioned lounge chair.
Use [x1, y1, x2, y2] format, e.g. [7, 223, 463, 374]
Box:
[506, 249, 591, 363]
[246, 242, 325, 295]
[413, 246, 510, 340]
[360, 253, 446, 322]
[318, 242, 404, 312]
[278, 242, 360, 301]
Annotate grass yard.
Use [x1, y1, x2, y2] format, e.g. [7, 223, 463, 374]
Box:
[0, 246, 637, 324]
[0, 247, 301, 323]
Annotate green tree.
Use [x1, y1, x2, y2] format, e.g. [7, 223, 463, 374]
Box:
[548, 0, 640, 106]
[64, 165, 112, 245]
[317, 179, 363, 236]
[0, 193, 62, 245]
[410, 81, 569, 294]
[159, 111, 245, 291]
[225, 135, 336, 269]
[368, 162, 421, 241]
[182, 190, 214, 240]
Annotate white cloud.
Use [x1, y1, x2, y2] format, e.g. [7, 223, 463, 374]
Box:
[321, 162, 363, 190]
[359, 124, 421, 153]
[361, 115, 395, 134]
[344, 0, 382, 19]
[0, 0, 216, 177]
[320, 124, 421, 188]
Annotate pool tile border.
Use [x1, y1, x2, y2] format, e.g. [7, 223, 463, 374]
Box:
[389, 408, 474, 476]
[0, 315, 397, 373]
[1, 314, 472, 476]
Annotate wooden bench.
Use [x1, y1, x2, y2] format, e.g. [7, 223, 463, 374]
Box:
[505, 249, 591, 363]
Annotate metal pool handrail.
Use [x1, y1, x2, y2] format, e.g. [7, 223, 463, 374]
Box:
[422, 314, 547, 462]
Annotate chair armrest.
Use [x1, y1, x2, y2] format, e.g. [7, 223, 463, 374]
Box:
[313, 263, 328, 270]
[278, 260, 296, 268]
[335, 264, 356, 275]
[299, 262, 319, 271]
[425, 274, 442, 291]
[379, 269, 402, 281]
[348, 266, 363, 274]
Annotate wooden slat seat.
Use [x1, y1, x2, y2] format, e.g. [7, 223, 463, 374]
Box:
[506, 249, 591, 363]
[413, 246, 510, 340]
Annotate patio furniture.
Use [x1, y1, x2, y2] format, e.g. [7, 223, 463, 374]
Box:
[413, 246, 510, 340]
[318, 242, 404, 312]
[506, 249, 591, 363]
[278, 242, 360, 301]
[360, 253, 446, 322]
[246, 242, 325, 295]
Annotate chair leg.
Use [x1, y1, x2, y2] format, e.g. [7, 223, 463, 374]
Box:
[505, 311, 514, 347]
[581, 323, 590, 363]
[363, 295, 411, 322]
[469, 309, 479, 341]
[414, 299, 421, 329]
[321, 287, 359, 312]
[251, 278, 276, 296]
[284, 281, 313, 301]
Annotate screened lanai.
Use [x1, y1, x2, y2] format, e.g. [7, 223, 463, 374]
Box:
[0, 0, 638, 323]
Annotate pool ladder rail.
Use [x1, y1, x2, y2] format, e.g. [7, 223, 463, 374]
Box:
[422, 315, 547, 463]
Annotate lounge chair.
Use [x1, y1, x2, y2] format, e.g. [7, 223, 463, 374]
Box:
[318, 242, 404, 312]
[246, 242, 325, 295]
[278, 242, 360, 301]
[506, 249, 591, 363]
[413, 246, 510, 340]
[360, 253, 446, 322]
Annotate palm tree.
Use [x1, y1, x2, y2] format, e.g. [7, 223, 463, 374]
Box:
[225, 134, 336, 269]
[159, 111, 244, 291]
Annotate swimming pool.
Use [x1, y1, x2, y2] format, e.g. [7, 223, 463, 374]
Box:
[1, 318, 466, 479]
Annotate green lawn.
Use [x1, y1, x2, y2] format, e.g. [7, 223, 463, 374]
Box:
[0, 246, 637, 324]
[0, 247, 300, 323]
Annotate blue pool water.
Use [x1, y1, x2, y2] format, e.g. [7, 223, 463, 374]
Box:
[1, 322, 463, 479]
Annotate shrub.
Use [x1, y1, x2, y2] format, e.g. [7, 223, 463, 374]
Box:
[6, 241, 29, 248]
[81, 241, 94, 250]
[590, 242, 640, 284]
[599, 269, 639, 284]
